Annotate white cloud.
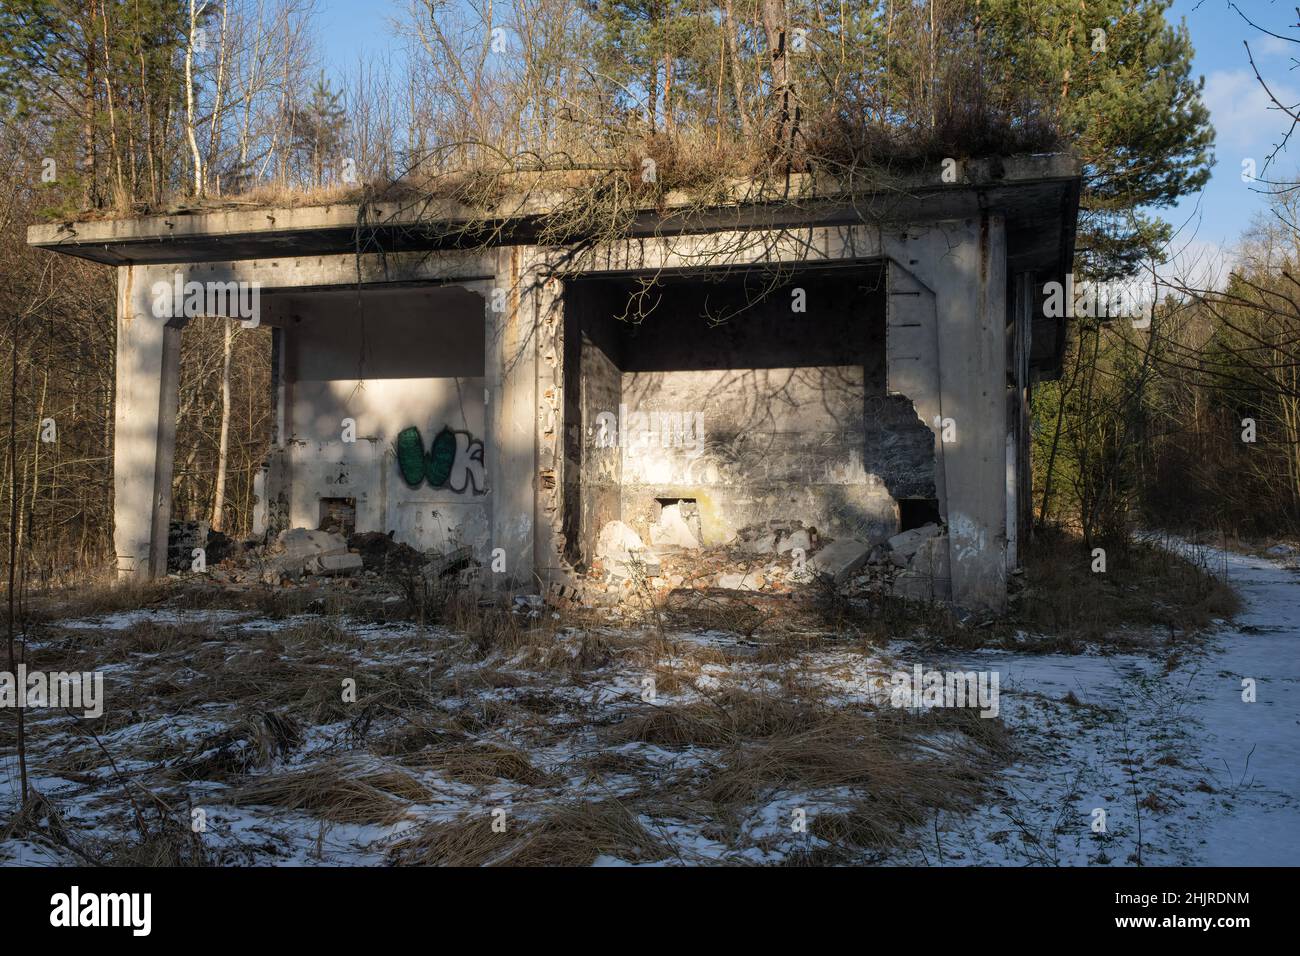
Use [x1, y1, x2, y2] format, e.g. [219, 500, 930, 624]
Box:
[1156, 237, 1240, 292]
[1203, 68, 1300, 158]
[1254, 34, 1296, 59]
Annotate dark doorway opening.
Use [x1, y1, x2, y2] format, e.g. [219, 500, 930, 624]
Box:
[899, 497, 941, 531]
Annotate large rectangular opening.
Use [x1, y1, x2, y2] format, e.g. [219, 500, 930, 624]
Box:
[265, 284, 488, 554]
[562, 265, 937, 571]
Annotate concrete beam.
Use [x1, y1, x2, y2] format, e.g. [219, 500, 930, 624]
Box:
[27, 155, 1080, 268]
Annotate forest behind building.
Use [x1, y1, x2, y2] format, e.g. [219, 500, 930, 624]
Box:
[0, 0, 1296, 586]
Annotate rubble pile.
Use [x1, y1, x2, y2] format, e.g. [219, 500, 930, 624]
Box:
[582, 517, 950, 611]
[176, 524, 478, 593]
[164, 511, 951, 617]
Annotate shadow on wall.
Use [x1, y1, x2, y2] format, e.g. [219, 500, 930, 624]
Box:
[562, 268, 939, 564]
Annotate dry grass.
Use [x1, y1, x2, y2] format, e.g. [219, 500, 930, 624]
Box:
[609, 690, 810, 749]
[15, 543, 1211, 866]
[228, 760, 420, 826]
[412, 742, 552, 787]
[24, 578, 171, 623]
[388, 799, 670, 867]
[166, 712, 305, 781]
[1000, 531, 1241, 653]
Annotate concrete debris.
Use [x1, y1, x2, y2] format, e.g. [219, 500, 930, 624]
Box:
[649, 502, 701, 550]
[909, 535, 950, 576]
[307, 552, 364, 576]
[167, 507, 952, 616]
[807, 538, 873, 584]
[347, 531, 425, 572]
[717, 571, 764, 591]
[422, 546, 476, 581]
[273, 528, 349, 574]
[169, 522, 485, 598]
[891, 533, 950, 599]
[890, 570, 934, 601]
[575, 513, 951, 617]
[886, 522, 943, 560]
[736, 519, 816, 556]
[596, 520, 662, 578]
[776, 528, 812, 554]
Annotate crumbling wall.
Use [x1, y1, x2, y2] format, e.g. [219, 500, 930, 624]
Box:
[861, 395, 939, 502]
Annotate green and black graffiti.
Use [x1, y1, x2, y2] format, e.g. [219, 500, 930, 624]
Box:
[395, 425, 485, 494]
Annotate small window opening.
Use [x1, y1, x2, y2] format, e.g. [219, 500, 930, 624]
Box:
[319, 497, 356, 536]
[652, 497, 702, 548]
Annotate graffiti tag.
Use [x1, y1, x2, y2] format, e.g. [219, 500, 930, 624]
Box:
[395, 426, 485, 495]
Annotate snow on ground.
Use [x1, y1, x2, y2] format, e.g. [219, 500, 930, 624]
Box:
[901, 545, 1300, 866]
[2, 544, 1297, 866]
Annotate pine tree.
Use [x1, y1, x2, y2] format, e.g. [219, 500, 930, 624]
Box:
[285, 71, 347, 187]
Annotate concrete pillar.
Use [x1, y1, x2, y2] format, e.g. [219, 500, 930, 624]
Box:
[950, 213, 1009, 610]
[253, 321, 292, 537]
[113, 264, 183, 579]
[533, 270, 570, 588]
[484, 252, 538, 588]
[885, 259, 950, 601]
[885, 215, 1009, 612]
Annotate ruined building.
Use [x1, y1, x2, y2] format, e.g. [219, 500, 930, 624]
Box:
[29, 155, 1080, 612]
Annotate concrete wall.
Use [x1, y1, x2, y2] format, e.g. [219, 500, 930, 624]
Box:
[618, 364, 896, 545]
[108, 218, 1011, 610]
[278, 286, 488, 553]
[564, 273, 936, 553]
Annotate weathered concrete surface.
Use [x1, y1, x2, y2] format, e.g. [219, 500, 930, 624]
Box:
[28, 155, 1079, 270]
[883, 217, 1010, 612]
[808, 538, 873, 584]
[111, 264, 182, 579]
[53, 159, 1077, 612]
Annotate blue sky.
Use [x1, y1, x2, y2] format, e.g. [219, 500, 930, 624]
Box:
[313, 0, 1292, 272]
[316, 0, 397, 67]
[1166, 0, 1299, 273]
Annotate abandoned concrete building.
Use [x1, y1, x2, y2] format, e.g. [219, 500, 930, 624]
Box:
[28, 155, 1080, 613]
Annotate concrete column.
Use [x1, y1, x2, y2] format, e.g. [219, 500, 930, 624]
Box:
[885, 215, 1009, 612]
[254, 321, 292, 537]
[885, 259, 950, 601]
[485, 251, 538, 588]
[533, 270, 570, 587]
[953, 213, 1009, 610]
[113, 264, 183, 579]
